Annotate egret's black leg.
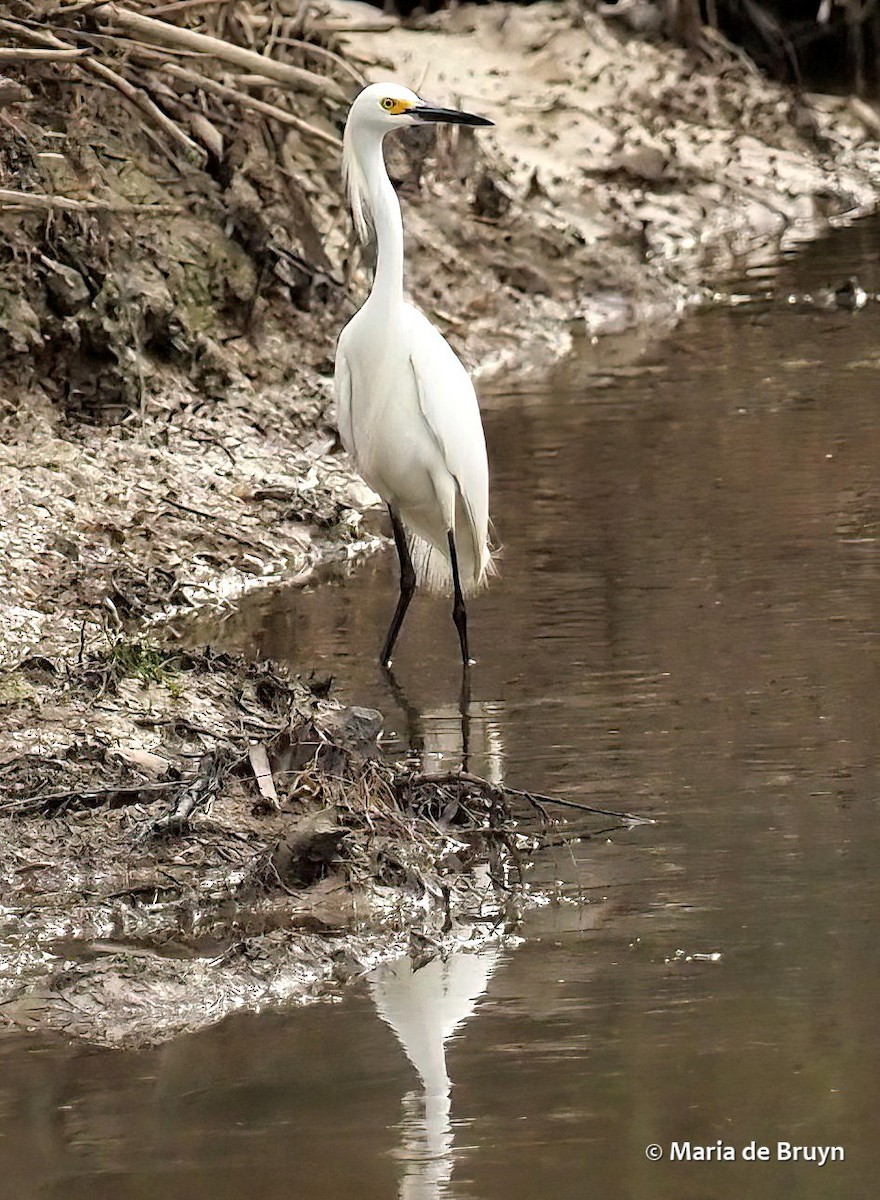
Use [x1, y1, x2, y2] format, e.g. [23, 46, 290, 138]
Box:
[447, 531, 471, 669]
[380, 508, 416, 667]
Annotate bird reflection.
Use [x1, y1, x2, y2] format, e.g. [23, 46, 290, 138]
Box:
[380, 666, 505, 781]
[370, 946, 501, 1200]
[381, 665, 426, 757]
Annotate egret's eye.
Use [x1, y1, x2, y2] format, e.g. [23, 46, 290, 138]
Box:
[381, 97, 395, 111]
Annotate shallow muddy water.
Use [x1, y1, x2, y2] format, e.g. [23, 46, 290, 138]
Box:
[4, 218, 880, 1198]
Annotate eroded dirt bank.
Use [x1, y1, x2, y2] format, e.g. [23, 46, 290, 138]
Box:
[2, 0, 880, 1043]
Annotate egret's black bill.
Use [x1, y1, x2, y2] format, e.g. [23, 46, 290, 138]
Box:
[414, 105, 494, 127]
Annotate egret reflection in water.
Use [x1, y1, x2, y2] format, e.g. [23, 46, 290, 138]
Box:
[381, 666, 506, 780]
[370, 945, 501, 1199]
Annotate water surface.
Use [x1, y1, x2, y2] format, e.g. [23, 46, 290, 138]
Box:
[3, 220, 880, 1198]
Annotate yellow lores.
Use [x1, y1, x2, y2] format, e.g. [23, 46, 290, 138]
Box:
[380, 96, 414, 115]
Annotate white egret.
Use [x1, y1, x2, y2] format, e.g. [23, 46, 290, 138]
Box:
[334, 83, 494, 669]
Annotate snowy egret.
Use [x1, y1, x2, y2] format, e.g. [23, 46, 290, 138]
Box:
[334, 82, 494, 669]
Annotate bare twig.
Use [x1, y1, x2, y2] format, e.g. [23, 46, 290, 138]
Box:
[313, 18, 398, 34]
[272, 34, 367, 87]
[161, 496, 278, 554]
[503, 783, 655, 824]
[144, 0, 233, 15]
[67, 29, 205, 60]
[0, 47, 90, 61]
[0, 16, 73, 46]
[0, 16, 204, 162]
[3, 778, 179, 815]
[0, 188, 184, 212]
[85, 57, 207, 162]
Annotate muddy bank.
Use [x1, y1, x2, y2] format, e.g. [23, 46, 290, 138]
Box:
[2, 0, 880, 1043]
[1, 641, 563, 1045]
[0, 626, 641, 1045]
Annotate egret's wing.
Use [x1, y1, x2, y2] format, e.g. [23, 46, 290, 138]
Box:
[334, 341, 354, 459]
[405, 307, 490, 570]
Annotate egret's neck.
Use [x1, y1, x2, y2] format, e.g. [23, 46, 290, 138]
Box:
[362, 134, 404, 308]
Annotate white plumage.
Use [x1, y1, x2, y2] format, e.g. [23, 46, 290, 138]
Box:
[334, 82, 494, 667]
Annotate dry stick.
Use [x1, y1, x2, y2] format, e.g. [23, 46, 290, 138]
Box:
[145, 0, 234, 15]
[314, 18, 398, 34]
[158, 61, 340, 149]
[0, 188, 183, 212]
[5, 778, 180, 814]
[91, 3, 345, 101]
[263, 9, 282, 60]
[160, 497, 279, 556]
[0, 16, 75, 46]
[0, 46, 90, 60]
[272, 34, 366, 86]
[71, 28, 206, 60]
[503, 783, 655, 825]
[42, 0, 104, 12]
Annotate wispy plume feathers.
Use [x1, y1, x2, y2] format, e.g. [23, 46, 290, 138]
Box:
[342, 118, 373, 245]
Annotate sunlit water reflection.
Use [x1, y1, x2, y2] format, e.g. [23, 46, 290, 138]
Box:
[3, 219, 880, 1198]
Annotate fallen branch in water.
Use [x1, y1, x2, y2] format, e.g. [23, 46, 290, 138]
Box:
[407, 771, 655, 825]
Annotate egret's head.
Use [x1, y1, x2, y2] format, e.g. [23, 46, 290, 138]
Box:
[342, 82, 493, 244]
[346, 82, 494, 134]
